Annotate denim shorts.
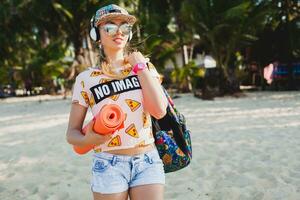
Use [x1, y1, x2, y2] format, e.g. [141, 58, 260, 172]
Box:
[91, 148, 165, 194]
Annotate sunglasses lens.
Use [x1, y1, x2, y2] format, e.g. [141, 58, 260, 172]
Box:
[102, 23, 132, 36]
[103, 24, 118, 36]
[119, 24, 131, 35]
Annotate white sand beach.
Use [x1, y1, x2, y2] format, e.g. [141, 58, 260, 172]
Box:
[0, 91, 300, 200]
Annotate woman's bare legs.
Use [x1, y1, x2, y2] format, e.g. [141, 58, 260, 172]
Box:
[129, 184, 164, 200]
[93, 191, 128, 200]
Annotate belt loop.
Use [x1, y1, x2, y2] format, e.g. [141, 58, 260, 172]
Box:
[111, 156, 117, 166]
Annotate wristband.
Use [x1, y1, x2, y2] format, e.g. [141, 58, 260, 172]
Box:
[132, 63, 147, 74]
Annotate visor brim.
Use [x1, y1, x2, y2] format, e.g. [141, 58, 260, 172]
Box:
[96, 13, 137, 26]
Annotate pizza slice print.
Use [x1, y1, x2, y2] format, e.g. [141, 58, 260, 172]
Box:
[162, 154, 172, 165]
[81, 91, 89, 105]
[125, 99, 141, 112]
[108, 135, 121, 147]
[121, 67, 132, 76]
[135, 140, 145, 147]
[94, 148, 102, 153]
[109, 94, 120, 101]
[100, 78, 112, 84]
[125, 124, 139, 138]
[80, 81, 85, 88]
[90, 71, 103, 77]
[142, 112, 150, 128]
[89, 94, 95, 107]
[176, 148, 185, 156]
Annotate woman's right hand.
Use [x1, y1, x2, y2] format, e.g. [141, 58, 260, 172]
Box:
[83, 121, 112, 146]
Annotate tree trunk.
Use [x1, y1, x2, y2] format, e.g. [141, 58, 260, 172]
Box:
[219, 64, 241, 95]
[67, 35, 88, 80]
[175, 13, 192, 92]
[41, 30, 50, 48]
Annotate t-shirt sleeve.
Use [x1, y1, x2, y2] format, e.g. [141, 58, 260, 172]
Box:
[71, 74, 89, 108]
[147, 62, 161, 80]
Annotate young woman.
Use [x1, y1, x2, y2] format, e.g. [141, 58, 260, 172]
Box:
[66, 4, 168, 200]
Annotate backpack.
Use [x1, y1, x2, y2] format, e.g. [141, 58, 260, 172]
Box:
[151, 87, 192, 173]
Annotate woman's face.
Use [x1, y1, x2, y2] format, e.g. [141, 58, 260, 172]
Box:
[99, 19, 131, 51]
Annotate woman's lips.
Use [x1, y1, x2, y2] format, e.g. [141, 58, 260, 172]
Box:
[113, 38, 124, 44]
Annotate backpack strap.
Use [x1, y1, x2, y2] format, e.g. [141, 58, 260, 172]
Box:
[161, 87, 179, 122]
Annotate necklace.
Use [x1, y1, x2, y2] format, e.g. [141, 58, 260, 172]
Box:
[100, 60, 132, 79]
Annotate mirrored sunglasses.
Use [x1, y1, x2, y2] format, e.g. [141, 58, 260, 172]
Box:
[101, 23, 132, 36]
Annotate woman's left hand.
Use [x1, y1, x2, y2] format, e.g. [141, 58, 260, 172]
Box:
[125, 51, 148, 66]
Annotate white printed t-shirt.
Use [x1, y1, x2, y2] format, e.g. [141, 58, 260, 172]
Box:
[71, 63, 160, 152]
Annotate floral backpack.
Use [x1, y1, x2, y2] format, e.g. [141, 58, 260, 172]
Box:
[151, 87, 192, 173]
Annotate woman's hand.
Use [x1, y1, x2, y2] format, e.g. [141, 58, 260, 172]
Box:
[83, 121, 112, 146]
[125, 51, 148, 66]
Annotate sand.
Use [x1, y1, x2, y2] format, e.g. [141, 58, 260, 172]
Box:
[0, 91, 300, 200]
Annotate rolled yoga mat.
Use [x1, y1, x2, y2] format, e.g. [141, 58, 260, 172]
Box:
[73, 104, 125, 155]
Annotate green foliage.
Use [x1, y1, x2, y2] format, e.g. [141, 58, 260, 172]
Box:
[132, 0, 180, 70]
[0, 0, 111, 91]
[186, 0, 264, 69]
[171, 61, 201, 90]
[1, 0, 299, 94]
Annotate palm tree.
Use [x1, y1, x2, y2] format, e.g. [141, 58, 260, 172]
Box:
[49, 0, 121, 80]
[129, 0, 195, 91]
[184, 0, 269, 94]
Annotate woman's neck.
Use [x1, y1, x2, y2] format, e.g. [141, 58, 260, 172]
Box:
[103, 48, 124, 68]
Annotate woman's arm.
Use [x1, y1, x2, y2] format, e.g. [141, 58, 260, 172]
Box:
[66, 103, 87, 146]
[126, 52, 168, 119]
[137, 69, 168, 119]
[66, 103, 112, 146]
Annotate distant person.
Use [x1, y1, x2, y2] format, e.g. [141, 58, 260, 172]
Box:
[264, 61, 279, 84]
[25, 79, 32, 95]
[66, 4, 168, 200]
